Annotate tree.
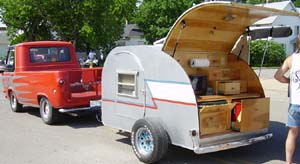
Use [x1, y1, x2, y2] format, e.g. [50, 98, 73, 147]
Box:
[292, 0, 300, 7]
[134, 0, 203, 44]
[0, 0, 137, 51]
[39, 0, 137, 51]
[250, 40, 286, 67]
[0, 0, 53, 42]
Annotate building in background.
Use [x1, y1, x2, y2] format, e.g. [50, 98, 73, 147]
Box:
[116, 23, 146, 46]
[253, 1, 300, 55]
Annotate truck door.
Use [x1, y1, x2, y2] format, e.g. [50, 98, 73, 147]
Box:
[115, 53, 145, 121]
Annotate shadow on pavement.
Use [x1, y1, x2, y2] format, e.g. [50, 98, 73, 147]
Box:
[162, 121, 289, 164]
[23, 106, 103, 129]
[115, 131, 131, 145]
[115, 121, 291, 164]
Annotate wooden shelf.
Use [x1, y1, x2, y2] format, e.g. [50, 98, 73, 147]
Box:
[197, 93, 261, 103]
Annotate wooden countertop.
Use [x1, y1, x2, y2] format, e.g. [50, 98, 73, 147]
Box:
[197, 93, 261, 103]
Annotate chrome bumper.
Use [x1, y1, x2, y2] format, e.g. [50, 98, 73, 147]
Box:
[58, 106, 100, 113]
[193, 133, 272, 154]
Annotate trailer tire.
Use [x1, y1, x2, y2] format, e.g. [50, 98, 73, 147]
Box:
[39, 97, 59, 125]
[131, 118, 169, 164]
[9, 91, 23, 112]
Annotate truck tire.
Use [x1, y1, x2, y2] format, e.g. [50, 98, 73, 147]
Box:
[9, 91, 23, 112]
[131, 118, 169, 164]
[95, 109, 102, 123]
[39, 97, 59, 125]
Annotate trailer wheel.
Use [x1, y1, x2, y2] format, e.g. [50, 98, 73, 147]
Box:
[131, 118, 169, 164]
[9, 91, 23, 112]
[39, 97, 59, 125]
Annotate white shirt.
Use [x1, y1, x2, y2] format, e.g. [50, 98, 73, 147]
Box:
[290, 53, 300, 105]
[89, 52, 96, 59]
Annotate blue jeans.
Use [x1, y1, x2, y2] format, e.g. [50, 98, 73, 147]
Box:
[287, 104, 300, 127]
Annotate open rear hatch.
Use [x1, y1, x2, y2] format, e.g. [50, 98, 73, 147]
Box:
[160, 1, 298, 150]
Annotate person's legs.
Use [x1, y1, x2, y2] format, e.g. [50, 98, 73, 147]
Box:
[286, 127, 298, 164]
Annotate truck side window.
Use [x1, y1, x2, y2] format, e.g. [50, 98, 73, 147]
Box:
[117, 71, 138, 98]
[5, 49, 15, 72]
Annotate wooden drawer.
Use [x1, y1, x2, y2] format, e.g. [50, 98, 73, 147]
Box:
[199, 103, 235, 135]
[209, 68, 240, 81]
[233, 98, 270, 132]
[208, 80, 247, 95]
[218, 81, 240, 95]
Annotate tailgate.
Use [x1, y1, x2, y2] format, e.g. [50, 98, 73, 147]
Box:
[68, 68, 102, 102]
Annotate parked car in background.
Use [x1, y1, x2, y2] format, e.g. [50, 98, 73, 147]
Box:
[0, 59, 5, 73]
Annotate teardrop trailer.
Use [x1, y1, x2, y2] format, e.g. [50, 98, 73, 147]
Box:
[98, 2, 299, 163]
[1, 1, 298, 164]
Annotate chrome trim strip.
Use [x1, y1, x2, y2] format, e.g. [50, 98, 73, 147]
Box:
[58, 107, 99, 113]
[193, 133, 272, 154]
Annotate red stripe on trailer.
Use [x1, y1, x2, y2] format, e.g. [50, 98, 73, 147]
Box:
[153, 98, 197, 106]
[102, 98, 196, 110]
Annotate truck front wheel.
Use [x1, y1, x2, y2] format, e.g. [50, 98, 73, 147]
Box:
[131, 118, 169, 164]
[9, 91, 23, 112]
[39, 97, 59, 125]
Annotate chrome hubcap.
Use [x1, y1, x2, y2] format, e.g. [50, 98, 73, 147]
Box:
[41, 101, 50, 118]
[136, 127, 154, 156]
[11, 94, 16, 109]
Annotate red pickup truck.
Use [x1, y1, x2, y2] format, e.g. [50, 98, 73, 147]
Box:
[2, 41, 102, 124]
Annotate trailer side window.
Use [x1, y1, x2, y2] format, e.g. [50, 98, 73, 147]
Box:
[117, 71, 138, 97]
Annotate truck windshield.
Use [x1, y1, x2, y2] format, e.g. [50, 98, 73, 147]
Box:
[29, 47, 71, 63]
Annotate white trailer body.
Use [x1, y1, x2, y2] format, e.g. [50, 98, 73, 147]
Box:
[102, 46, 198, 149]
[101, 2, 299, 163]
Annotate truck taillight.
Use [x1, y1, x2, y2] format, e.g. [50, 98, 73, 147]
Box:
[58, 79, 65, 86]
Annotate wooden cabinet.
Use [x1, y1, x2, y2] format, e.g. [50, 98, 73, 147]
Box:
[199, 103, 234, 135]
[218, 81, 240, 95]
[233, 98, 270, 132]
[193, 55, 268, 136]
[207, 68, 240, 81]
[198, 97, 270, 136]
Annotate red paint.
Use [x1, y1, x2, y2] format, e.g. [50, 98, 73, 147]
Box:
[102, 97, 196, 110]
[2, 41, 102, 109]
[153, 98, 197, 106]
[231, 99, 241, 121]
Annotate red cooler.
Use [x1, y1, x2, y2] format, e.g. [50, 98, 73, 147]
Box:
[231, 99, 241, 121]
